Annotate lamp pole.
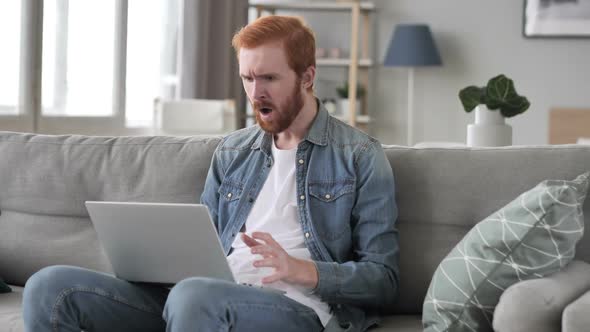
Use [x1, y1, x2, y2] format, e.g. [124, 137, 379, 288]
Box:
[407, 67, 414, 146]
[383, 24, 441, 146]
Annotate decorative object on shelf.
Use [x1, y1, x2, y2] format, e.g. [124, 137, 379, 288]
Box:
[383, 24, 442, 146]
[315, 47, 327, 58]
[459, 74, 530, 147]
[329, 47, 342, 58]
[523, 0, 590, 38]
[322, 98, 337, 114]
[466, 105, 513, 147]
[336, 83, 365, 119]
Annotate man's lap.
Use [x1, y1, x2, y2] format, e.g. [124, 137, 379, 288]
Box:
[24, 265, 323, 331]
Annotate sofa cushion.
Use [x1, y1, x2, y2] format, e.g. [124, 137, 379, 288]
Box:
[0, 286, 24, 332]
[562, 288, 590, 332]
[0, 132, 222, 286]
[493, 260, 590, 332]
[422, 172, 589, 332]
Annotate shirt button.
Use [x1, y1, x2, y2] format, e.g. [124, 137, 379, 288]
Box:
[324, 194, 331, 199]
[305, 232, 310, 238]
[298, 159, 304, 164]
[227, 193, 232, 198]
[300, 195, 305, 201]
[248, 197, 254, 203]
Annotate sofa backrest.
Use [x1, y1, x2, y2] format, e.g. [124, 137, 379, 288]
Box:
[0, 132, 221, 286]
[386, 145, 590, 314]
[1, 132, 589, 315]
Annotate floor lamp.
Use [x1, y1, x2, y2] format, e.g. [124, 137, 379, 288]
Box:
[383, 24, 442, 146]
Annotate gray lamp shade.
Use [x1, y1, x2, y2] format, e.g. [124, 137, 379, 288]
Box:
[384, 24, 442, 67]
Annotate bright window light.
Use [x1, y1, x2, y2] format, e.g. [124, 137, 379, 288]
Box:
[126, 0, 179, 127]
[0, 1, 21, 114]
[42, 0, 115, 116]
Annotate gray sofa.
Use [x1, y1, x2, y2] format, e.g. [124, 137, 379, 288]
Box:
[0, 131, 589, 332]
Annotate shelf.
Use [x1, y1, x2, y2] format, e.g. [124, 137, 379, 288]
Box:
[317, 58, 373, 67]
[334, 114, 371, 124]
[246, 1, 375, 129]
[249, 1, 375, 12]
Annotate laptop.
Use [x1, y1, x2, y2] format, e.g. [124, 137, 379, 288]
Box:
[85, 201, 235, 285]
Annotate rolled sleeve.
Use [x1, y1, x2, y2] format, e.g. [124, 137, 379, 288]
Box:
[310, 261, 341, 299]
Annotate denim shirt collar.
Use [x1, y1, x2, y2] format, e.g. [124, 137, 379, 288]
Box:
[251, 98, 329, 154]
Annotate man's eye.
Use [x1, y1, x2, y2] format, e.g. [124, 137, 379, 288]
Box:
[265, 76, 274, 81]
[243, 77, 253, 82]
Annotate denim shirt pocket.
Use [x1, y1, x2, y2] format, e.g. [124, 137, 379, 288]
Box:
[309, 179, 355, 202]
[218, 179, 244, 202]
[308, 178, 355, 241]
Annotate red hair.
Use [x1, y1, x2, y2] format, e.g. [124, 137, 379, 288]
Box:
[232, 15, 316, 78]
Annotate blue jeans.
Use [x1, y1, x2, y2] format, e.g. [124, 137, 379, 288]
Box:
[22, 265, 323, 332]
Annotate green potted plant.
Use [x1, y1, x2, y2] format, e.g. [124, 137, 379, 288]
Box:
[336, 83, 366, 100]
[336, 83, 365, 118]
[459, 74, 530, 118]
[458, 74, 530, 147]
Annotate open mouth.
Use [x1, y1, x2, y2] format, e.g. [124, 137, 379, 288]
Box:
[259, 107, 273, 115]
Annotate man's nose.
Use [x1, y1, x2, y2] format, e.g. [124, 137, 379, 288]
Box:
[252, 80, 267, 100]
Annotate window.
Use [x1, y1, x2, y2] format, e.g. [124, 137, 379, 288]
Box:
[0, 1, 21, 115]
[126, 0, 180, 127]
[42, 0, 116, 116]
[1, 0, 180, 133]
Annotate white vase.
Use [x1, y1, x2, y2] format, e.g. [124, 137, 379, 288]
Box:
[467, 105, 512, 147]
[338, 99, 362, 119]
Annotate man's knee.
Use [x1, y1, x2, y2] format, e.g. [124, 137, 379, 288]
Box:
[164, 278, 232, 319]
[23, 265, 84, 324]
[166, 277, 232, 306]
[24, 265, 80, 303]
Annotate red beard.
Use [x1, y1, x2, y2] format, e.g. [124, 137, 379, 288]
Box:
[253, 79, 304, 134]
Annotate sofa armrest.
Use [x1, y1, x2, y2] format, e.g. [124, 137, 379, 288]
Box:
[492, 260, 590, 332]
[563, 288, 590, 332]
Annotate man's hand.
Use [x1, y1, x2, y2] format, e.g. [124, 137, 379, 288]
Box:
[241, 232, 318, 289]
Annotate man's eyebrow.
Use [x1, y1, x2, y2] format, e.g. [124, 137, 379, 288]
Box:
[258, 72, 280, 77]
[240, 72, 280, 78]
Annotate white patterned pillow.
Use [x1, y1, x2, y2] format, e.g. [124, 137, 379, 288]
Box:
[423, 172, 589, 332]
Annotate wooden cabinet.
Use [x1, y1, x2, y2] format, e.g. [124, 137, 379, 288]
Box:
[248, 1, 375, 129]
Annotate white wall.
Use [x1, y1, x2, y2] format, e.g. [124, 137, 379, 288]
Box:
[311, 0, 590, 145]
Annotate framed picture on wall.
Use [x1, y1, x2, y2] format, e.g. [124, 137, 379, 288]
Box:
[523, 0, 590, 38]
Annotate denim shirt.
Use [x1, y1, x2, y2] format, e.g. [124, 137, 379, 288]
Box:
[201, 102, 399, 332]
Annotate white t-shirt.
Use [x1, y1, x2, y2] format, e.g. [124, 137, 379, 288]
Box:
[227, 139, 333, 326]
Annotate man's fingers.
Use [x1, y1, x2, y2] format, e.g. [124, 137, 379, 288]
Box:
[251, 245, 275, 257]
[241, 233, 262, 247]
[251, 232, 281, 248]
[253, 258, 276, 268]
[261, 274, 282, 284]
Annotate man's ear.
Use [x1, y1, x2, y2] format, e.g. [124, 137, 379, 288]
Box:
[301, 66, 316, 90]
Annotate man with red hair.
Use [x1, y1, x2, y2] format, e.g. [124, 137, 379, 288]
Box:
[23, 16, 399, 332]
